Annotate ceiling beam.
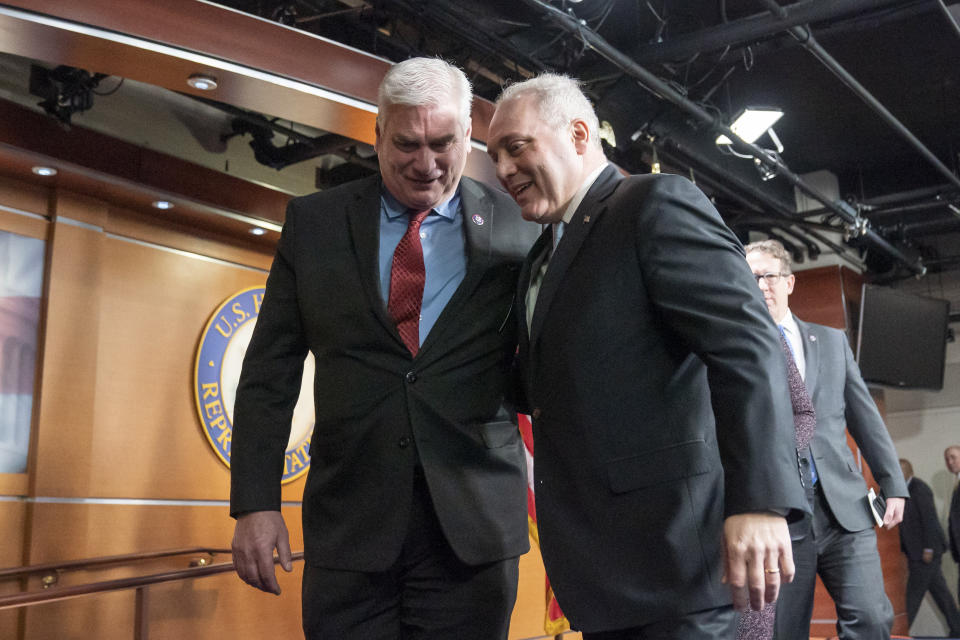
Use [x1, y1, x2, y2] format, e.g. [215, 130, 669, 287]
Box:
[632, 0, 918, 64]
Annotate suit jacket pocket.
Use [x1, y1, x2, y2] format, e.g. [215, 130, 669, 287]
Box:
[479, 420, 520, 448]
[607, 439, 713, 494]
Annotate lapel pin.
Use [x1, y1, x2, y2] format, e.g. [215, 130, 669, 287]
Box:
[583, 215, 591, 223]
[471, 214, 485, 226]
[810, 335, 817, 341]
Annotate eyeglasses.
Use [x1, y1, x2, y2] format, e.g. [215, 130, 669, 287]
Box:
[753, 272, 788, 285]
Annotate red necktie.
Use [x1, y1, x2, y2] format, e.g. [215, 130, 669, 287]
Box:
[388, 209, 431, 355]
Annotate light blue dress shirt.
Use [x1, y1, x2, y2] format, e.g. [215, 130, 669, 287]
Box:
[378, 188, 466, 348]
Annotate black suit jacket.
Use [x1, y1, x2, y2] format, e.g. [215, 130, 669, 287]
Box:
[230, 175, 539, 571]
[517, 166, 807, 632]
[950, 483, 960, 563]
[900, 476, 947, 561]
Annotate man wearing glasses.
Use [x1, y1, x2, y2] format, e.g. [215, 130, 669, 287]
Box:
[744, 240, 908, 640]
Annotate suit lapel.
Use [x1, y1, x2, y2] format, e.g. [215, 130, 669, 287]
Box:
[529, 164, 623, 347]
[345, 177, 401, 345]
[795, 316, 820, 393]
[416, 178, 492, 359]
[518, 229, 553, 330]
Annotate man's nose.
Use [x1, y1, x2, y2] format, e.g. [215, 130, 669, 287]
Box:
[412, 147, 437, 174]
[495, 157, 515, 184]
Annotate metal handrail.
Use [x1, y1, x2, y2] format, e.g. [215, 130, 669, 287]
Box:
[0, 547, 232, 580]
[0, 552, 303, 610]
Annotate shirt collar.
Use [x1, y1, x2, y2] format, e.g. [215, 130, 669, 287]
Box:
[381, 186, 461, 221]
[560, 163, 608, 225]
[778, 309, 799, 335]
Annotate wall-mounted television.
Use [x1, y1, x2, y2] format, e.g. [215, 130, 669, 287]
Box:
[855, 285, 949, 390]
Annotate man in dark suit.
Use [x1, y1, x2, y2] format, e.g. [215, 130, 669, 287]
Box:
[946, 445, 960, 605]
[744, 240, 909, 640]
[486, 73, 808, 639]
[898, 458, 960, 634]
[229, 57, 539, 639]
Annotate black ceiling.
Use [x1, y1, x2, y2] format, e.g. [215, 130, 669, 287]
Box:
[211, 0, 960, 281]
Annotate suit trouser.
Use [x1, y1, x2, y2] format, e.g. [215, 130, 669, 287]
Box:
[773, 483, 892, 640]
[581, 605, 739, 640]
[905, 557, 960, 635]
[301, 470, 519, 640]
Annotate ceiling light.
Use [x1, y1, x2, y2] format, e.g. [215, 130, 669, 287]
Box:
[31, 165, 57, 176]
[186, 73, 218, 91]
[152, 200, 174, 210]
[716, 108, 784, 145]
[249, 227, 267, 236]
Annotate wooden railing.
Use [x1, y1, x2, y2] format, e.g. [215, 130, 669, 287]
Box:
[0, 548, 576, 639]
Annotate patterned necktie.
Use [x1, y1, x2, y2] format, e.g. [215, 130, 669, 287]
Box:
[779, 332, 816, 449]
[388, 208, 431, 355]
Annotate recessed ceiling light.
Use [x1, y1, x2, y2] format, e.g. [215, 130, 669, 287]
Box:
[186, 74, 218, 91]
[31, 166, 57, 176]
[152, 200, 174, 210]
[249, 227, 267, 236]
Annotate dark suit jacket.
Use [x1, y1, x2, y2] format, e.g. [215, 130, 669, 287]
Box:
[517, 166, 807, 632]
[230, 175, 539, 571]
[793, 318, 909, 532]
[949, 484, 960, 563]
[900, 476, 947, 561]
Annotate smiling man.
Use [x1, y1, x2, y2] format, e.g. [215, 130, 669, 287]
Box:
[229, 57, 539, 639]
[744, 239, 908, 640]
[487, 73, 807, 639]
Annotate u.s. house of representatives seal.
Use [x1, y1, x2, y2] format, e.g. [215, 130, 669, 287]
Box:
[194, 286, 314, 483]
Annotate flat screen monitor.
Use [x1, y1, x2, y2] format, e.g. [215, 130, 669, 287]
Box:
[856, 284, 949, 390]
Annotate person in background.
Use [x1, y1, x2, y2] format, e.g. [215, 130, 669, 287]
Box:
[744, 239, 908, 640]
[898, 457, 960, 635]
[946, 445, 960, 607]
[487, 72, 807, 639]
[229, 57, 539, 639]
[737, 277, 818, 640]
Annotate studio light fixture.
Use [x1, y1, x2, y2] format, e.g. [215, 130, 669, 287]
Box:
[716, 107, 784, 146]
[186, 73, 218, 91]
[31, 166, 57, 176]
[152, 200, 174, 210]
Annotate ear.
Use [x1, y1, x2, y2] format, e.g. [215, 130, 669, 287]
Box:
[463, 123, 472, 154]
[571, 118, 591, 155]
[785, 273, 796, 295]
[374, 121, 383, 154]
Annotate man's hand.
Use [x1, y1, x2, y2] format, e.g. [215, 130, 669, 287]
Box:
[232, 510, 293, 595]
[922, 548, 934, 564]
[882, 497, 905, 530]
[722, 512, 794, 612]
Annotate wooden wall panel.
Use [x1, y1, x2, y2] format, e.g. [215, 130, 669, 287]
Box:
[0, 175, 49, 218]
[511, 538, 549, 640]
[31, 220, 105, 498]
[23, 502, 303, 640]
[0, 208, 46, 240]
[30, 225, 290, 500]
[0, 500, 26, 635]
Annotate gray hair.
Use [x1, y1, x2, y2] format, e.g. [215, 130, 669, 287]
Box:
[377, 57, 472, 131]
[744, 239, 793, 274]
[495, 73, 601, 149]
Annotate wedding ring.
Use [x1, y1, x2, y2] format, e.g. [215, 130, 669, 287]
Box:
[765, 568, 780, 574]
